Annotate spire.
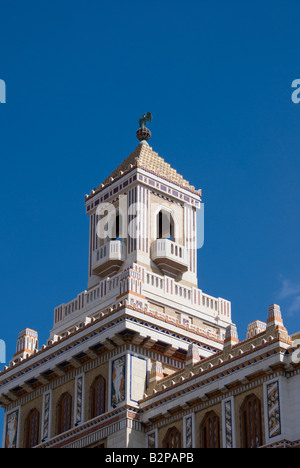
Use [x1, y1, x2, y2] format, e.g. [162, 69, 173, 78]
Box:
[149, 360, 164, 385]
[10, 328, 38, 366]
[85, 114, 201, 202]
[224, 324, 239, 348]
[267, 304, 283, 327]
[87, 141, 199, 199]
[266, 304, 291, 342]
[185, 343, 201, 366]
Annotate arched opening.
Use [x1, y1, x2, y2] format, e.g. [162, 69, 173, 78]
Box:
[25, 409, 40, 448]
[111, 213, 122, 240]
[157, 210, 175, 241]
[163, 427, 181, 448]
[201, 411, 220, 448]
[57, 392, 72, 435]
[91, 375, 106, 418]
[240, 394, 262, 448]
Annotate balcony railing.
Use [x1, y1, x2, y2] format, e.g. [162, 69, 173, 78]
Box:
[151, 239, 188, 277]
[92, 240, 126, 277]
[53, 263, 231, 333]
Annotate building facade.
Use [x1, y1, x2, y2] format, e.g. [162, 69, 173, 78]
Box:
[1, 120, 300, 448]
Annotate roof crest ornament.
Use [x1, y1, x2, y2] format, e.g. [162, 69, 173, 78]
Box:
[136, 112, 152, 144]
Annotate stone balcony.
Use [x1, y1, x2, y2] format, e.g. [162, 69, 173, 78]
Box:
[151, 239, 188, 277]
[92, 240, 126, 277]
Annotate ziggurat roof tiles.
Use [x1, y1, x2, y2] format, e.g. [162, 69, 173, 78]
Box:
[87, 143, 200, 200]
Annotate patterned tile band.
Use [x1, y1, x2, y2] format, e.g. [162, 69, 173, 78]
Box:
[267, 381, 281, 438]
[43, 393, 51, 440]
[224, 400, 233, 448]
[185, 416, 193, 448]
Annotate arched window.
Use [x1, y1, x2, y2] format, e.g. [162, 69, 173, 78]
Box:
[91, 375, 106, 418]
[57, 392, 72, 435]
[201, 411, 220, 448]
[163, 427, 181, 448]
[240, 394, 262, 448]
[111, 213, 122, 240]
[157, 210, 175, 241]
[25, 409, 40, 448]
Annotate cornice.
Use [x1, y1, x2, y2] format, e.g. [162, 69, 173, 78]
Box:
[85, 160, 202, 205]
[139, 339, 291, 411]
[36, 405, 139, 449]
[0, 301, 224, 390]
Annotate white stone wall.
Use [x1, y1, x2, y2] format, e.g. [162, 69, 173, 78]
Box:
[285, 373, 300, 441]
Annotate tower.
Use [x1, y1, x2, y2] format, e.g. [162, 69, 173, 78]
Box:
[51, 114, 232, 347]
[86, 126, 201, 290]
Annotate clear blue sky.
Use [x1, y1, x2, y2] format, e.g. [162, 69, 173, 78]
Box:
[1, 0, 300, 440]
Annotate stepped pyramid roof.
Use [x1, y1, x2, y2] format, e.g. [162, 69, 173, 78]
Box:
[86, 142, 201, 201]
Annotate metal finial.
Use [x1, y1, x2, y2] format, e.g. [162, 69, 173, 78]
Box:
[139, 112, 152, 129]
[136, 112, 152, 143]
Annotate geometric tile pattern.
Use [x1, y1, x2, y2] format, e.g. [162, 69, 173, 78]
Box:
[42, 392, 51, 441]
[267, 381, 281, 438]
[185, 416, 193, 448]
[224, 399, 233, 448]
[76, 376, 83, 425]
